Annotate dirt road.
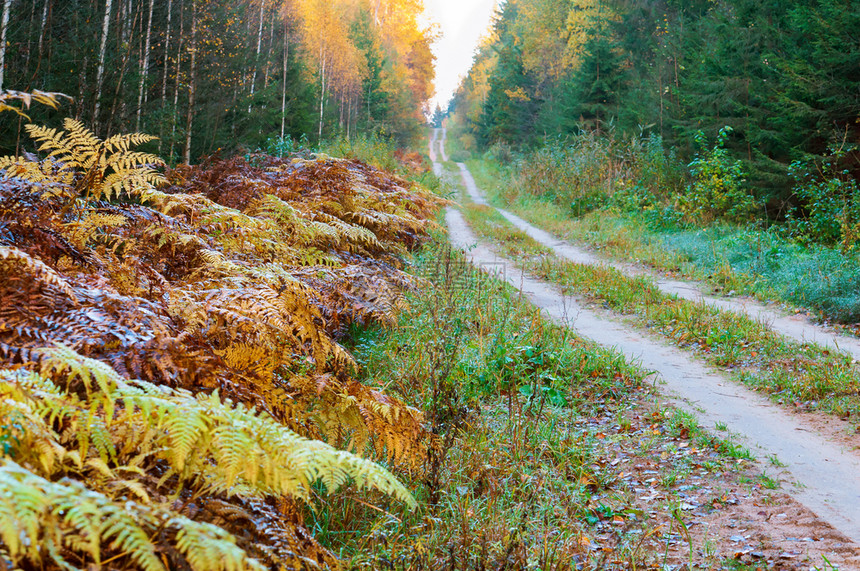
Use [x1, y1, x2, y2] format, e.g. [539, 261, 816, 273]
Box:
[430, 128, 860, 558]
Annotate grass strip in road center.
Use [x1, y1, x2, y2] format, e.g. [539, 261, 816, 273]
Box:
[459, 200, 860, 423]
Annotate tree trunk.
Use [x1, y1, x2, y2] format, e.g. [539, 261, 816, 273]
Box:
[33, 0, 50, 83]
[93, 0, 114, 128]
[105, 3, 139, 135]
[24, 0, 37, 80]
[158, 0, 173, 154]
[0, 0, 13, 91]
[280, 16, 288, 139]
[161, 0, 173, 100]
[169, 0, 184, 160]
[136, 0, 155, 131]
[317, 51, 326, 142]
[183, 0, 197, 164]
[248, 0, 266, 111]
[262, 8, 275, 89]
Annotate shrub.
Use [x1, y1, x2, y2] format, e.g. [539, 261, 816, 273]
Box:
[681, 127, 755, 224]
[787, 149, 860, 252]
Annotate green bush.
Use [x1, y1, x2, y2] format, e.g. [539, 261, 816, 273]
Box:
[681, 127, 755, 224]
[322, 133, 400, 171]
[266, 133, 312, 157]
[787, 151, 860, 252]
[612, 133, 687, 228]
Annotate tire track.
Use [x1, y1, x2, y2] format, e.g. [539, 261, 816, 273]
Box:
[454, 158, 860, 360]
[431, 132, 860, 546]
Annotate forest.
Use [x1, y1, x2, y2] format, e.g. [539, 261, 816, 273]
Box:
[2, 0, 860, 569]
[0, 0, 435, 160]
[450, 0, 859, 217]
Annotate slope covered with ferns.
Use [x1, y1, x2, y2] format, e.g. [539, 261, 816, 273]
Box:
[0, 117, 443, 569]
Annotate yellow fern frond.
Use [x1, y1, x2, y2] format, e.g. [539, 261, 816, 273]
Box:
[17, 119, 165, 202]
[37, 347, 416, 505]
[0, 459, 266, 571]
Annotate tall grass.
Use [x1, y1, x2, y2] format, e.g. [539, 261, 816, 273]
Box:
[471, 131, 860, 324]
[498, 131, 689, 222]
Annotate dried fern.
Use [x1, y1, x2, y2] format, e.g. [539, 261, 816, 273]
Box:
[0, 120, 446, 569]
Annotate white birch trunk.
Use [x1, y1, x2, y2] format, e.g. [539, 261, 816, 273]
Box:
[36, 0, 50, 68]
[183, 0, 197, 164]
[160, 0, 173, 102]
[317, 50, 326, 142]
[248, 0, 266, 111]
[279, 17, 288, 139]
[262, 9, 274, 89]
[168, 0, 184, 160]
[93, 0, 114, 127]
[136, 0, 155, 131]
[0, 0, 14, 91]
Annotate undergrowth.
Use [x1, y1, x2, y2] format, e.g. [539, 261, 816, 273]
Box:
[0, 111, 444, 569]
[318, 244, 753, 569]
[468, 157, 860, 325]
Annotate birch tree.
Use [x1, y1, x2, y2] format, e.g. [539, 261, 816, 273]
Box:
[136, 0, 155, 130]
[93, 0, 114, 127]
[0, 0, 13, 90]
[280, 13, 289, 139]
[248, 0, 266, 108]
[184, 0, 197, 164]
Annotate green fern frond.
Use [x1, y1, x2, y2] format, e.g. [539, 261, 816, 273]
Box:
[0, 459, 266, 571]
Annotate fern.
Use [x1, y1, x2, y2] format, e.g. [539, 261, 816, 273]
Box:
[0, 459, 265, 571]
[0, 245, 79, 303]
[0, 124, 447, 568]
[10, 119, 165, 201]
[0, 89, 69, 119]
[35, 346, 415, 504]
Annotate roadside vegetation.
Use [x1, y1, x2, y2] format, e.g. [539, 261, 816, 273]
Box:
[455, 185, 860, 424]
[460, 139, 860, 329]
[315, 242, 797, 570]
[446, 0, 860, 327]
[0, 86, 825, 567]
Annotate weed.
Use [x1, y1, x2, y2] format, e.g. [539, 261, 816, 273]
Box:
[767, 454, 786, 468]
[758, 473, 779, 490]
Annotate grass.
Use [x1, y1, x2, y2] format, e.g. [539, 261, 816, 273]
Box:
[467, 157, 860, 326]
[454, 178, 860, 421]
[309, 238, 765, 569]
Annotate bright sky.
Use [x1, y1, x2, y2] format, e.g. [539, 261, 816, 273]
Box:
[422, 0, 499, 112]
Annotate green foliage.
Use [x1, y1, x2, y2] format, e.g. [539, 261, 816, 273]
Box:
[321, 133, 400, 172]
[507, 134, 613, 217]
[787, 148, 860, 251]
[681, 127, 755, 224]
[265, 133, 313, 158]
[451, 0, 860, 209]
